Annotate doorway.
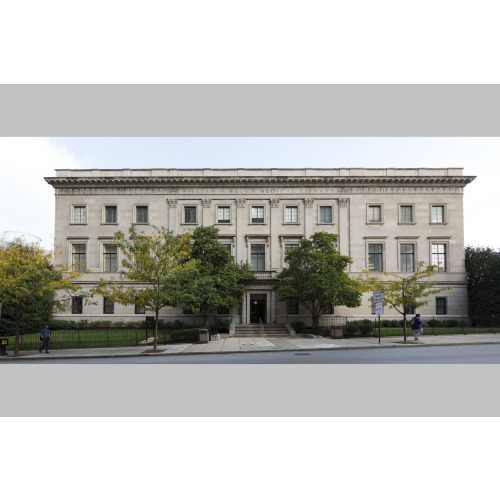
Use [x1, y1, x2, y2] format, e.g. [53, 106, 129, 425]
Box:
[250, 294, 267, 324]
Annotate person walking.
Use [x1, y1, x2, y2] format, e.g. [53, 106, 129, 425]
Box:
[39, 324, 51, 353]
[410, 313, 423, 341]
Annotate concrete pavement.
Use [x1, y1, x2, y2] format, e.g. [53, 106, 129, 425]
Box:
[1, 332, 499, 361]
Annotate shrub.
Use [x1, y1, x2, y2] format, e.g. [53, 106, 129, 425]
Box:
[359, 319, 374, 335]
[291, 320, 306, 333]
[173, 320, 184, 329]
[344, 321, 360, 335]
[381, 319, 399, 328]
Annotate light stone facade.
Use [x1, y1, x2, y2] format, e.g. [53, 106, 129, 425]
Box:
[45, 168, 475, 325]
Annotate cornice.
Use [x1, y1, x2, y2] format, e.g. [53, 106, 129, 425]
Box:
[45, 175, 476, 188]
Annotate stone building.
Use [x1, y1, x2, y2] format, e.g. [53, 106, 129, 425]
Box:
[45, 168, 475, 326]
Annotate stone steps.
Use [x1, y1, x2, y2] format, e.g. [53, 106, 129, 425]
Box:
[234, 324, 290, 337]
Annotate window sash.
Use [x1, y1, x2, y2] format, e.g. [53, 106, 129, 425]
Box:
[285, 206, 298, 223]
[71, 297, 83, 314]
[184, 206, 197, 223]
[432, 205, 444, 223]
[251, 206, 264, 223]
[400, 244, 415, 272]
[284, 243, 299, 254]
[135, 299, 145, 314]
[432, 244, 447, 271]
[400, 206, 413, 223]
[287, 300, 299, 315]
[72, 244, 87, 272]
[103, 244, 118, 272]
[73, 206, 86, 224]
[250, 244, 265, 271]
[103, 298, 114, 314]
[368, 244, 383, 272]
[217, 207, 231, 223]
[136, 206, 148, 224]
[436, 297, 447, 315]
[105, 206, 117, 223]
[368, 205, 381, 222]
[319, 206, 332, 223]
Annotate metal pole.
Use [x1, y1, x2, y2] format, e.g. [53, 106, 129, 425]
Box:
[378, 314, 381, 344]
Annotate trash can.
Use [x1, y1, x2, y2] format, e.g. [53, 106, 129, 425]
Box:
[331, 327, 343, 339]
[199, 329, 209, 344]
[0, 338, 8, 356]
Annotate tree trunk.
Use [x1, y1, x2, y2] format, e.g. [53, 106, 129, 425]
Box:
[312, 314, 320, 335]
[403, 312, 407, 343]
[14, 303, 20, 356]
[153, 309, 159, 351]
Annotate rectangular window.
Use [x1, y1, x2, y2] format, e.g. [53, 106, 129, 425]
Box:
[287, 300, 299, 315]
[368, 244, 383, 272]
[136, 206, 148, 224]
[285, 206, 299, 223]
[400, 205, 414, 223]
[368, 205, 382, 223]
[217, 306, 230, 314]
[73, 206, 87, 224]
[103, 244, 118, 272]
[71, 297, 83, 314]
[183, 309, 193, 315]
[405, 303, 415, 315]
[184, 206, 197, 224]
[135, 298, 145, 315]
[284, 243, 299, 254]
[325, 305, 334, 314]
[217, 206, 231, 223]
[250, 244, 265, 271]
[432, 244, 447, 272]
[436, 297, 447, 315]
[251, 206, 264, 223]
[319, 206, 333, 223]
[431, 205, 445, 223]
[400, 244, 415, 272]
[103, 297, 114, 314]
[72, 244, 87, 272]
[105, 206, 117, 223]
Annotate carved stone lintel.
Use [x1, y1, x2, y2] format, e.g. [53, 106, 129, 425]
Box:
[167, 199, 178, 207]
[338, 198, 349, 207]
[270, 198, 280, 208]
[304, 198, 314, 208]
[202, 199, 212, 207]
[236, 198, 246, 208]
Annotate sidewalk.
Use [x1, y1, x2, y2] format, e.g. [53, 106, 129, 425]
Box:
[1, 333, 499, 361]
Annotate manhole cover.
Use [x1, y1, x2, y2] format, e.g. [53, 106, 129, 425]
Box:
[294, 352, 311, 356]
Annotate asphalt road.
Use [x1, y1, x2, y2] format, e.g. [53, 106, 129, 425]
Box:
[14, 343, 500, 364]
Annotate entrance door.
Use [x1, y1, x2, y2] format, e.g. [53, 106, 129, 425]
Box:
[250, 294, 266, 324]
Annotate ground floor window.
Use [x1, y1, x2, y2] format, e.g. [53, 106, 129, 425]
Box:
[287, 300, 299, 315]
[72, 297, 83, 314]
[103, 297, 114, 314]
[436, 297, 447, 315]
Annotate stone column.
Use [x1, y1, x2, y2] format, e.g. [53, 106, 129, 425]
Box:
[235, 198, 246, 264]
[167, 199, 178, 233]
[338, 198, 350, 262]
[270, 198, 281, 270]
[304, 198, 314, 238]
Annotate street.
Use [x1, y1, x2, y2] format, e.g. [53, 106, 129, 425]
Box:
[13, 343, 500, 364]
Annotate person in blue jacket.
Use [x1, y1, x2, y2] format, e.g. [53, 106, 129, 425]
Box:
[39, 324, 51, 353]
[410, 313, 423, 341]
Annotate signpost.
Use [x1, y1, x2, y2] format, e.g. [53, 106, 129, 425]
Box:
[373, 291, 385, 344]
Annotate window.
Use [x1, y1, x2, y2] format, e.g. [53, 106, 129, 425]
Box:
[135, 298, 145, 315]
[103, 297, 114, 314]
[400, 244, 415, 272]
[217, 306, 230, 314]
[368, 244, 383, 272]
[284, 243, 299, 254]
[400, 205, 414, 223]
[436, 297, 447, 315]
[325, 305, 334, 314]
[105, 206, 117, 223]
[136, 206, 148, 224]
[250, 244, 265, 271]
[183, 309, 194, 314]
[368, 205, 382, 223]
[72, 297, 83, 314]
[431, 205, 445, 223]
[287, 300, 299, 315]
[73, 206, 87, 224]
[432, 244, 447, 272]
[319, 206, 333, 223]
[72, 244, 87, 272]
[217, 206, 231, 223]
[184, 206, 197, 224]
[251, 206, 264, 223]
[285, 206, 299, 223]
[103, 244, 118, 272]
[405, 303, 415, 315]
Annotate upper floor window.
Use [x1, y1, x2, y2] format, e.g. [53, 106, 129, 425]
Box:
[103, 244, 118, 272]
[72, 244, 87, 272]
[251, 206, 264, 224]
[284, 243, 299, 254]
[368, 205, 382, 223]
[285, 206, 299, 223]
[431, 205, 445, 223]
[217, 206, 231, 224]
[73, 206, 87, 224]
[400, 205, 414, 223]
[104, 205, 117, 224]
[432, 244, 447, 272]
[368, 243, 383, 272]
[319, 206, 333, 223]
[250, 244, 265, 271]
[136, 206, 149, 224]
[400, 244, 415, 273]
[184, 206, 197, 224]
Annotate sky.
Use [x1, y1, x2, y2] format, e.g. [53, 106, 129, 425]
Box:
[0, 136, 498, 251]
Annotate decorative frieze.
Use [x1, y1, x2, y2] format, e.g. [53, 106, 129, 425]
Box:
[167, 199, 178, 207]
[338, 198, 349, 207]
[202, 199, 212, 207]
[236, 198, 246, 208]
[304, 198, 314, 208]
[270, 198, 280, 208]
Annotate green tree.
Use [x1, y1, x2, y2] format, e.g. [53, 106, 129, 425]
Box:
[92, 225, 198, 351]
[356, 262, 450, 342]
[465, 246, 500, 317]
[189, 226, 255, 327]
[0, 240, 82, 355]
[274, 232, 361, 335]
